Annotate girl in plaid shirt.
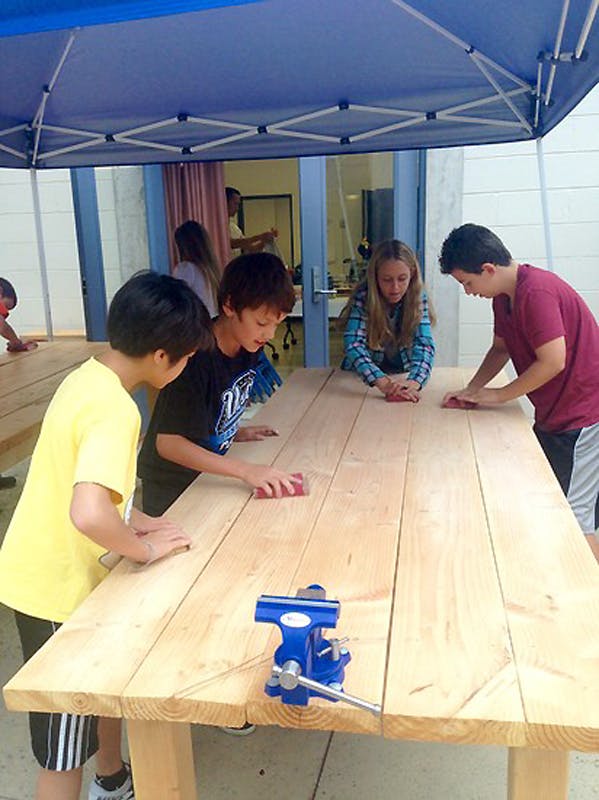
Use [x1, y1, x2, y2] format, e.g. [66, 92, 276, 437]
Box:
[340, 240, 435, 401]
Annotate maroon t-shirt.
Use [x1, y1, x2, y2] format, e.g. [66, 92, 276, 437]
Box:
[493, 264, 599, 433]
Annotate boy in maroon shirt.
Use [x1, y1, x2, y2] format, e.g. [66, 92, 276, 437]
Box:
[439, 223, 599, 559]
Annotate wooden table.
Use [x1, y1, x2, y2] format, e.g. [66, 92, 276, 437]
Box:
[4, 368, 599, 799]
[0, 340, 106, 471]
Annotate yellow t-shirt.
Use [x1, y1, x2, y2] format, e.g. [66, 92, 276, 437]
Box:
[0, 358, 140, 622]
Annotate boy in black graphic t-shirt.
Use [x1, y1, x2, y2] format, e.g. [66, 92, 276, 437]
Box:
[138, 253, 300, 515]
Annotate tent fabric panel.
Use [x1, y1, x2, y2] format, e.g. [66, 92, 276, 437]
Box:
[0, 0, 260, 38]
[0, 0, 597, 168]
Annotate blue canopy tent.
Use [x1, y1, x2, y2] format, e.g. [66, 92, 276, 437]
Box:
[1, 0, 598, 167]
[0, 0, 598, 335]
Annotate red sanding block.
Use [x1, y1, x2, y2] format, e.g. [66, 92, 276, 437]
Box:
[385, 392, 419, 403]
[7, 340, 38, 352]
[442, 396, 478, 410]
[254, 472, 308, 499]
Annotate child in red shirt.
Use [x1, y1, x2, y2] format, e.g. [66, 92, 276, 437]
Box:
[0, 277, 37, 353]
[439, 224, 599, 559]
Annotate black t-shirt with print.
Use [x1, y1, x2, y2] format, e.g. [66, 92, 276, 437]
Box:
[138, 345, 259, 493]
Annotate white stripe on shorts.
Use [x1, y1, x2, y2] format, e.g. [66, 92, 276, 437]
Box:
[568, 421, 599, 534]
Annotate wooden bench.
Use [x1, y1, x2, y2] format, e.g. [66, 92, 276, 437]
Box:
[0, 340, 105, 471]
[4, 367, 599, 799]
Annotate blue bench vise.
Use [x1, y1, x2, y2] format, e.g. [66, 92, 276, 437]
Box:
[255, 584, 381, 715]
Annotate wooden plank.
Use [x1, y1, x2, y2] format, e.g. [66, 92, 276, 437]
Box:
[383, 369, 525, 746]
[0, 366, 75, 419]
[0, 430, 40, 472]
[128, 720, 196, 800]
[247, 378, 414, 734]
[508, 748, 569, 800]
[0, 341, 104, 387]
[467, 373, 599, 752]
[3, 368, 332, 717]
[0, 340, 53, 367]
[120, 370, 369, 729]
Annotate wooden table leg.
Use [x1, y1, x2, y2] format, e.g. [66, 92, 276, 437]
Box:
[127, 720, 197, 800]
[508, 748, 569, 800]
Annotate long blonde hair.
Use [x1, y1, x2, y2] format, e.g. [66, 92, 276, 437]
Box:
[340, 239, 435, 349]
[174, 220, 221, 306]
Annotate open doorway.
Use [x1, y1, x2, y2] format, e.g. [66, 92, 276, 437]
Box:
[239, 193, 294, 267]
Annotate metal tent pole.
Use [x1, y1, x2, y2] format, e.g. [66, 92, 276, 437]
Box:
[536, 138, 554, 272]
[29, 169, 54, 339]
[334, 157, 357, 271]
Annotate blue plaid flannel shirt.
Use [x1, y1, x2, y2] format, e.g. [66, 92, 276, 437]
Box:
[341, 285, 435, 387]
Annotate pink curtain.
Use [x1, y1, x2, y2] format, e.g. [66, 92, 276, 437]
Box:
[162, 162, 231, 272]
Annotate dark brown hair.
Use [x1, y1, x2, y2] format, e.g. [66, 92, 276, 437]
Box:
[218, 253, 295, 315]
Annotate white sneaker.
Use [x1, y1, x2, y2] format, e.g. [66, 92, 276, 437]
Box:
[219, 721, 256, 736]
[88, 762, 134, 799]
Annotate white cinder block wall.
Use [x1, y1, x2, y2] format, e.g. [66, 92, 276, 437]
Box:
[0, 169, 82, 335]
[0, 166, 147, 337]
[459, 84, 599, 368]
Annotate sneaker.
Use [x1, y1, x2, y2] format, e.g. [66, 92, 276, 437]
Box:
[0, 475, 16, 490]
[219, 721, 256, 736]
[88, 762, 134, 799]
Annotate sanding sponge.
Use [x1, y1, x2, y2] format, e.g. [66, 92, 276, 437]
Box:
[442, 396, 478, 409]
[385, 392, 418, 403]
[254, 472, 309, 499]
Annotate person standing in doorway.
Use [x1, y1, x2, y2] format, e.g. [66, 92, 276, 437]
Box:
[226, 186, 278, 256]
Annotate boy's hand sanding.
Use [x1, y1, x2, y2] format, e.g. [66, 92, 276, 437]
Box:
[254, 472, 308, 499]
[441, 395, 478, 410]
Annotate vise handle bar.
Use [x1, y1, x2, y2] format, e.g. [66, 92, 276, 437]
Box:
[272, 660, 381, 716]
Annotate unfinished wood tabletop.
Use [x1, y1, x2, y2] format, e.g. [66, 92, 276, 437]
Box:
[248, 377, 414, 734]
[384, 369, 524, 746]
[3, 367, 332, 718]
[4, 366, 599, 788]
[122, 369, 369, 728]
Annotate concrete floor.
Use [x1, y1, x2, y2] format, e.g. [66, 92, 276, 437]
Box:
[1, 329, 598, 799]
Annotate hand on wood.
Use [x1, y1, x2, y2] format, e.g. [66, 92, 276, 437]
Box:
[387, 377, 420, 403]
[240, 463, 302, 498]
[7, 339, 37, 352]
[138, 526, 192, 564]
[235, 425, 280, 442]
[133, 512, 185, 536]
[376, 375, 419, 402]
[459, 386, 502, 405]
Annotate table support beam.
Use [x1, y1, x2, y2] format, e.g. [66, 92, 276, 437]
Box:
[128, 720, 197, 800]
[508, 748, 569, 800]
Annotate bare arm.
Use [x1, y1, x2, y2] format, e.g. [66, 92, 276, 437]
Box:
[467, 335, 510, 390]
[157, 432, 299, 497]
[463, 337, 566, 404]
[70, 482, 190, 562]
[230, 227, 277, 253]
[441, 335, 509, 406]
[0, 317, 23, 347]
[129, 506, 184, 534]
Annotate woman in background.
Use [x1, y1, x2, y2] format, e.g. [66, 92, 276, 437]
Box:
[173, 220, 221, 318]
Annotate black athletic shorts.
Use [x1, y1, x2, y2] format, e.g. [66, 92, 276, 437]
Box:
[141, 479, 186, 517]
[534, 422, 599, 534]
[14, 610, 99, 770]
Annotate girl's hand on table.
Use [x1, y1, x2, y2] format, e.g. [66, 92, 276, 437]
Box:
[387, 376, 420, 402]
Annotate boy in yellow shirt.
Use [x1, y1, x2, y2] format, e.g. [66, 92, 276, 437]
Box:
[0, 272, 212, 800]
